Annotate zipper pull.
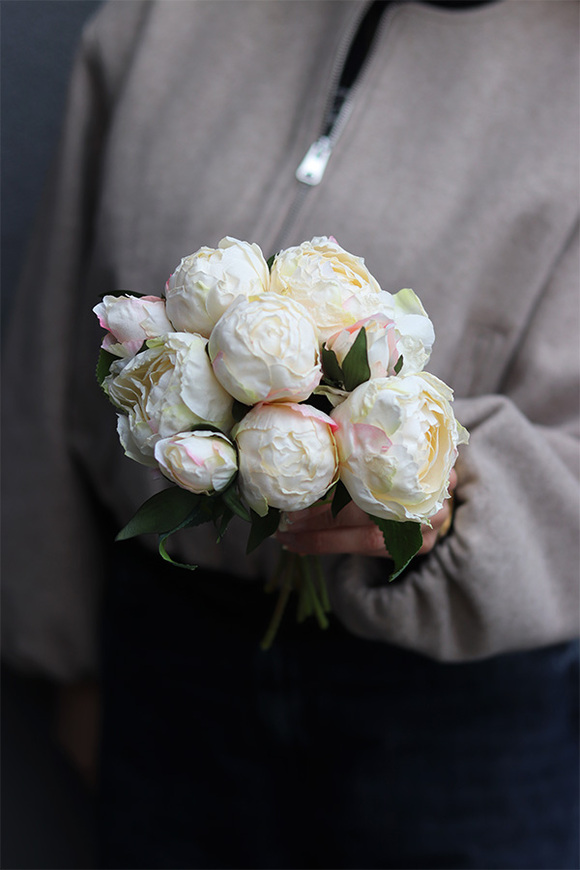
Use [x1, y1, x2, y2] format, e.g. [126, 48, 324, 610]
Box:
[295, 136, 333, 186]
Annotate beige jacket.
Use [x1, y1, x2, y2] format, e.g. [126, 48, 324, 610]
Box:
[3, 0, 579, 679]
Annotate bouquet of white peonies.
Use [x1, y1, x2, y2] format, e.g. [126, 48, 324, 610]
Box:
[95, 236, 468, 647]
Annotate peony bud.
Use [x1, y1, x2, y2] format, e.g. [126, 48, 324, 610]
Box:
[93, 294, 173, 358]
[233, 402, 339, 516]
[154, 430, 237, 495]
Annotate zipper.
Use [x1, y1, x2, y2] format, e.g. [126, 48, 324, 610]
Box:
[271, 1, 401, 252]
[296, 0, 393, 186]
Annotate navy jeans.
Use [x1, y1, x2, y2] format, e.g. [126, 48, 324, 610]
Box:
[99, 546, 579, 869]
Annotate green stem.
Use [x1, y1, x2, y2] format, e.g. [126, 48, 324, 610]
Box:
[303, 556, 329, 631]
[260, 554, 295, 651]
[311, 555, 331, 613]
[263, 548, 288, 594]
[296, 560, 314, 623]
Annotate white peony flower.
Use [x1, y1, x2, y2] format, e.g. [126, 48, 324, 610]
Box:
[154, 430, 237, 495]
[93, 294, 173, 358]
[375, 288, 435, 375]
[164, 237, 270, 337]
[331, 373, 468, 522]
[105, 332, 235, 465]
[233, 402, 339, 516]
[269, 236, 384, 343]
[208, 294, 322, 405]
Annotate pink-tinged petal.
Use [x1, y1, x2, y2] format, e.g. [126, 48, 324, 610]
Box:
[284, 402, 338, 430]
[351, 423, 392, 453]
[264, 369, 322, 404]
[183, 446, 205, 467]
[140, 295, 165, 303]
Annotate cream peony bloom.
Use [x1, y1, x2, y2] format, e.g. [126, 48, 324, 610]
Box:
[233, 402, 339, 516]
[105, 332, 235, 465]
[164, 237, 270, 337]
[269, 236, 383, 344]
[93, 294, 173, 358]
[208, 294, 322, 405]
[331, 373, 468, 522]
[154, 430, 237, 495]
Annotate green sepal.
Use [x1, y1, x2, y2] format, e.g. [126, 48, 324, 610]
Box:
[370, 516, 423, 582]
[246, 507, 281, 554]
[115, 487, 202, 540]
[98, 289, 148, 300]
[303, 390, 333, 416]
[96, 348, 118, 386]
[266, 253, 277, 271]
[331, 480, 352, 518]
[342, 327, 370, 391]
[190, 423, 223, 434]
[394, 354, 404, 375]
[321, 343, 344, 385]
[232, 400, 251, 423]
[221, 486, 251, 523]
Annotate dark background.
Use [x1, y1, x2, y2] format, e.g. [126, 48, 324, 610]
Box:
[2, 3, 103, 867]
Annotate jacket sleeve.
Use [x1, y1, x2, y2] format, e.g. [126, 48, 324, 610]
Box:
[331, 221, 580, 661]
[1, 26, 111, 681]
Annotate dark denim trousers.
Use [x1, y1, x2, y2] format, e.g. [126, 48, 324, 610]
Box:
[99, 546, 579, 869]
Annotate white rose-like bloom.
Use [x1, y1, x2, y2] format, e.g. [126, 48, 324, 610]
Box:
[376, 288, 435, 375]
[154, 430, 237, 495]
[233, 403, 339, 516]
[269, 236, 383, 344]
[325, 313, 401, 379]
[164, 237, 270, 337]
[331, 373, 469, 523]
[105, 332, 235, 465]
[93, 294, 173, 358]
[208, 294, 322, 405]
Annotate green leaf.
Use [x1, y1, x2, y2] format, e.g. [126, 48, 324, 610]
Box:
[158, 534, 198, 571]
[221, 486, 251, 523]
[369, 516, 423, 582]
[96, 348, 118, 386]
[246, 507, 281, 554]
[394, 354, 404, 375]
[321, 343, 344, 385]
[342, 328, 370, 392]
[266, 253, 277, 271]
[156, 499, 212, 568]
[331, 480, 352, 518]
[215, 506, 234, 542]
[115, 487, 202, 540]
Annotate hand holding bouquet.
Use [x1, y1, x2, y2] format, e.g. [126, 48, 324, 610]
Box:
[95, 236, 468, 647]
